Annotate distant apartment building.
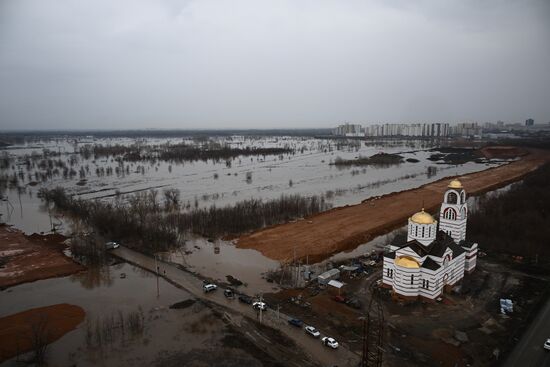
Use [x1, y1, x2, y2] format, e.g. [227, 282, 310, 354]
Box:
[364, 123, 450, 138]
[332, 122, 487, 138]
[525, 118, 534, 126]
[450, 123, 482, 138]
[332, 123, 364, 137]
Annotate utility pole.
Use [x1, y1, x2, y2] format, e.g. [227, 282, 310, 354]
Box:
[259, 294, 263, 324]
[155, 254, 159, 298]
[293, 246, 296, 287]
[361, 284, 384, 367]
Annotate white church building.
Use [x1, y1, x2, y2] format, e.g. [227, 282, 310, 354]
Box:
[382, 179, 478, 301]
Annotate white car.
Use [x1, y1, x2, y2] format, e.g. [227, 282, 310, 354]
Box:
[322, 336, 339, 349]
[203, 284, 217, 293]
[544, 338, 550, 351]
[252, 301, 267, 311]
[105, 241, 120, 250]
[304, 325, 320, 338]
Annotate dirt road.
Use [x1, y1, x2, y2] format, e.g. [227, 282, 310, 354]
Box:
[110, 246, 360, 367]
[237, 148, 550, 263]
[502, 297, 550, 367]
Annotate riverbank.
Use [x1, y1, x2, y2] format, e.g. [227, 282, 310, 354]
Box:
[0, 225, 84, 289]
[237, 147, 550, 263]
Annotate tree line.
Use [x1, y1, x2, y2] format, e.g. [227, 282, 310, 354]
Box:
[332, 153, 403, 167]
[468, 163, 550, 260]
[79, 142, 293, 163]
[39, 187, 330, 254]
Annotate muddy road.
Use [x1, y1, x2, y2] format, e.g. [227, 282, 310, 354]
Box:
[237, 148, 550, 263]
[110, 246, 360, 367]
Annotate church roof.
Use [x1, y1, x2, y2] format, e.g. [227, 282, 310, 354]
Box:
[410, 209, 436, 224]
[448, 179, 463, 189]
[395, 256, 420, 269]
[459, 240, 477, 249]
[391, 231, 465, 259]
[421, 257, 441, 271]
[448, 241, 466, 257]
[406, 241, 431, 257]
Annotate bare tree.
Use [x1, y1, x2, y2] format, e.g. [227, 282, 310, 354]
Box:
[28, 314, 50, 366]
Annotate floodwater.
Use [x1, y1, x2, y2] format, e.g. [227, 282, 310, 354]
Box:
[158, 236, 281, 294]
[0, 262, 194, 367]
[0, 136, 512, 296]
[1, 136, 506, 234]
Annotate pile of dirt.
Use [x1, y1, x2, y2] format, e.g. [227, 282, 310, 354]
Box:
[237, 147, 550, 263]
[0, 303, 85, 362]
[0, 226, 84, 289]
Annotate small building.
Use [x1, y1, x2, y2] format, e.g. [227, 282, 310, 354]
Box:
[317, 268, 340, 285]
[327, 280, 345, 296]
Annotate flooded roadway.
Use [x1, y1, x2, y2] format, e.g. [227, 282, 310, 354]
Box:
[110, 246, 361, 367]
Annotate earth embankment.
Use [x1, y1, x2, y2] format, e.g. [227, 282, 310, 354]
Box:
[237, 147, 550, 263]
[0, 226, 84, 289]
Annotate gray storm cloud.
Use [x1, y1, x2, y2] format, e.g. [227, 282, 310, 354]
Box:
[0, 0, 549, 130]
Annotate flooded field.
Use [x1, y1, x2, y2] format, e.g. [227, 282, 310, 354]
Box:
[0, 135, 511, 294]
[0, 136, 504, 232]
[0, 262, 192, 366]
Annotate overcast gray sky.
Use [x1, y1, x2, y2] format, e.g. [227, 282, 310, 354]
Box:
[1, 0, 549, 130]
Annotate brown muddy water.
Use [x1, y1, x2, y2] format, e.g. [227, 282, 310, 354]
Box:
[158, 236, 281, 294]
[0, 262, 213, 367]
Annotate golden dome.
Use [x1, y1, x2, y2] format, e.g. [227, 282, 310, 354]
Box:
[410, 209, 435, 224]
[395, 256, 420, 269]
[448, 179, 463, 189]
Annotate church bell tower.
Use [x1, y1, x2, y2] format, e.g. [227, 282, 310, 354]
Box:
[439, 179, 467, 243]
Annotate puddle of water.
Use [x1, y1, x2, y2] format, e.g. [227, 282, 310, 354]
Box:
[159, 237, 281, 294]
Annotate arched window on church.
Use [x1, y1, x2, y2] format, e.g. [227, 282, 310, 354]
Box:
[415, 226, 418, 236]
[422, 227, 425, 238]
[461, 191, 465, 203]
[447, 191, 458, 204]
[444, 208, 456, 220]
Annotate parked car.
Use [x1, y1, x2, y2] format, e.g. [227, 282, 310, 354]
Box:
[105, 241, 120, 250]
[238, 295, 253, 304]
[203, 284, 217, 293]
[224, 289, 234, 298]
[321, 337, 339, 349]
[288, 318, 303, 327]
[252, 301, 267, 311]
[544, 338, 550, 351]
[346, 298, 361, 309]
[333, 295, 346, 303]
[304, 325, 320, 338]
